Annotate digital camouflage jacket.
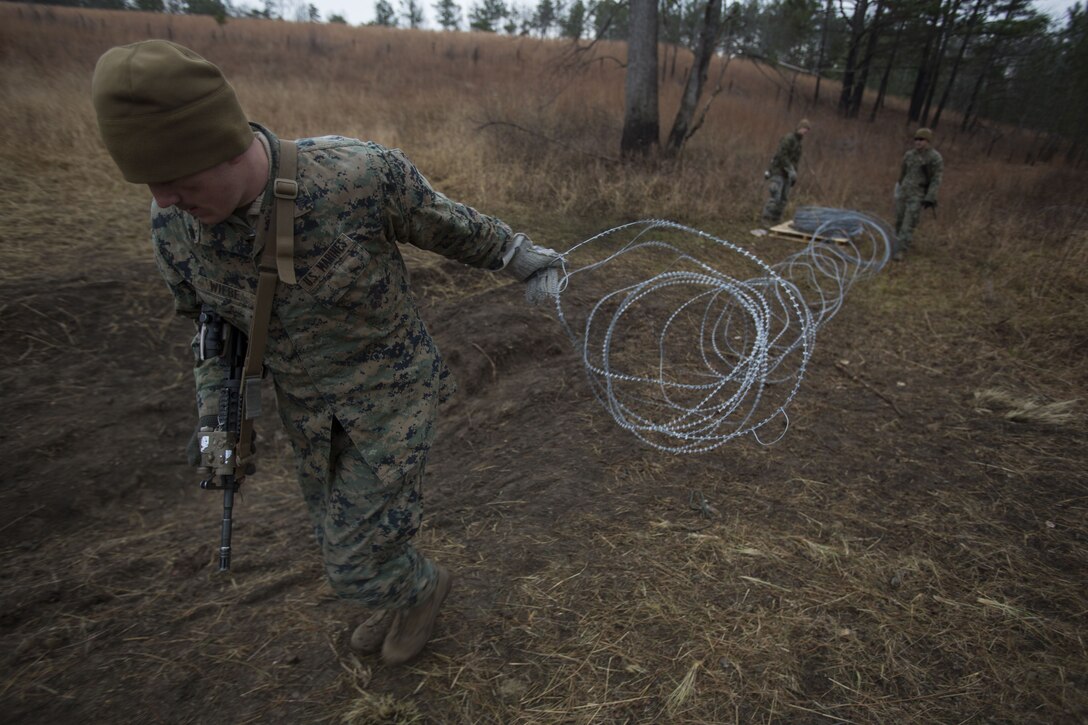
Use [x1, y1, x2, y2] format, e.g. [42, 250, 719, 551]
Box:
[768, 131, 804, 178]
[152, 124, 514, 484]
[897, 147, 944, 203]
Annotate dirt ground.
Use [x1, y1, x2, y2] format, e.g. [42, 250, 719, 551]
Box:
[1, 234, 1085, 723]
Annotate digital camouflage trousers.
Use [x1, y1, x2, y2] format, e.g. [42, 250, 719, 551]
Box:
[895, 196, 925, 251]
[298, 418, 438, 611]
[761, 174, 792, 224]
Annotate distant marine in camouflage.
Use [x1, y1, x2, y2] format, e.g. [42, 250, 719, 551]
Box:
[893, 127, 944, 259]
[761, 119, 811, 225]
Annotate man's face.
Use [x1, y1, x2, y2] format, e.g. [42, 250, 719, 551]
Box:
[914, 137, 930, 150]
[147, 157, 247, 225]
[798, 126, 810, 137]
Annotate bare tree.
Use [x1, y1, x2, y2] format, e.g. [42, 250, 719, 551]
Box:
[665, 0, 725, 155]
[869, 17, 904, 120]
[920, 0, 966, 125]
[620, 0, 659, 157]
[813, 0, 834, 104]
[931, 0, 987, 128]
[847, 0, 888, 117]
[838, 0, 870, 116]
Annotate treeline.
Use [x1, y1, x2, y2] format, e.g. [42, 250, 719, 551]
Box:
[18, 0, 311, 23]
[647, 1, 1086, 153]
[731, 1, 1087, 151]
[20, 0, 1087, 154]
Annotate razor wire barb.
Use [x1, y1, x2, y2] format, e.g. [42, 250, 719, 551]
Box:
[549, 208, 895, 454]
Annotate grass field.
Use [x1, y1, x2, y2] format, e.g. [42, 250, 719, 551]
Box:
[1, 4, 1085, 724]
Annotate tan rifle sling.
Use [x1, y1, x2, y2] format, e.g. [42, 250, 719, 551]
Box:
[237, 139, 298, 462]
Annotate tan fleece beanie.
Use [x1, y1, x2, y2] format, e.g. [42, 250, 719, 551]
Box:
[92, 40, 253, 184]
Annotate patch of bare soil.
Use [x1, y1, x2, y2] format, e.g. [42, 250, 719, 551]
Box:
[1, 251, 1085, 724]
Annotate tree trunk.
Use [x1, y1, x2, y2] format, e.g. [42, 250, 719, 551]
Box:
[621, 0, 660, 156]
[666, 0, 723, 154]
[870, 20, 903, 121]
[961, 2, 1018, 133]
[814, 0, 833, 104]
[921, 0, 964, 126]
[960, 46, 993, 132]
[839, 0, 869, 115]
[848, 0, 886, 118]
[932, 0, 984, 129]
[908, 3, 942, 123]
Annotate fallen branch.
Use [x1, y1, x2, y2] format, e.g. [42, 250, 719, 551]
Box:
[834, 361, 905, 417]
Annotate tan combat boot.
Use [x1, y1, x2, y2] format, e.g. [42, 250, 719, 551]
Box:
[349, 609, 394, 654]
[381, 566, 454, 665]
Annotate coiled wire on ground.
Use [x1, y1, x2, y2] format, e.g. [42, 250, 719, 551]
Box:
[791, 206, 866, 237]
[551, 209, 894, 454]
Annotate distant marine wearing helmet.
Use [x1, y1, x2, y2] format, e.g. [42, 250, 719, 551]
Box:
[893, 127, 943, 260]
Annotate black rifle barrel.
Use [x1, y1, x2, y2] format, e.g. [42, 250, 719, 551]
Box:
[218, 479, 237, 571]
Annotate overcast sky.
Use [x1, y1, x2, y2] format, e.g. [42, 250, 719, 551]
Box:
[307, 0, 1082, 29]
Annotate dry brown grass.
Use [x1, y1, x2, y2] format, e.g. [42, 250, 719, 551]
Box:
[3, 3, 1084, 380]
[4, 456, 1083, 722]
[973, 388, 1079, 427]
[2, 4, 1087, 725]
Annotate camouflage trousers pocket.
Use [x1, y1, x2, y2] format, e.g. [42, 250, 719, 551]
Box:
[310, 432, 435, 609]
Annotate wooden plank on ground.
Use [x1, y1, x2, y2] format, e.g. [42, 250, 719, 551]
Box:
[766, 222, 849, 245]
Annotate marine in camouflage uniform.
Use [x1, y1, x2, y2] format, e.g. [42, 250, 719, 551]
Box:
[894, 127, 944, 259]
[156, 127, 501, 608]
[761, 119, 811, 225]
[91, 40, 560, 665]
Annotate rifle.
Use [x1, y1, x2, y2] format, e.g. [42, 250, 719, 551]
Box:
[195, 305, 248, 571]
[188, 143, 296, 571]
